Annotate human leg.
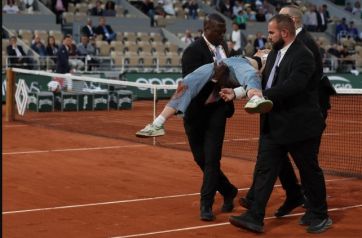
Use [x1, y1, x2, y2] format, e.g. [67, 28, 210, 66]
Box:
[230, 135, 285, 232]
[288, 136, 331, 233]
[274, 155, 304, 217]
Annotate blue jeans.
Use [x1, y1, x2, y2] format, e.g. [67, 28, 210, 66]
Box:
[168, 56, 261, 116]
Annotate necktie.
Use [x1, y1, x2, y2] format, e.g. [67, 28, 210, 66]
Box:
[214, 47, 223, 64]
[205, 47, 224, 104]
[265, 51, 281, 89]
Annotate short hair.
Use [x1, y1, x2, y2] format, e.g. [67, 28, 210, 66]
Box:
[204, 13, 225, 27]
[63, 34, 72, 40]
[282, 5, 303, 20]
[269, 14, 296, 36]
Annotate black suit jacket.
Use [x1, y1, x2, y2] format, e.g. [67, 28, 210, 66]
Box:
[261, 39, 325, 144]
[6, 45, 27, 65]
[181, 37, 234, 121]
[81, 25, 96, 37]
[95, 25, 114, 41]
[297, 28, 336, 116]
[56, 44, 70, 73]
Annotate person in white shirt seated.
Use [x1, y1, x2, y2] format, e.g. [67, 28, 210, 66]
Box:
[3, 0, 20, 14]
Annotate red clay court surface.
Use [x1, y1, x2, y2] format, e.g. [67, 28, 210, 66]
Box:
[2, 100, 362, 238]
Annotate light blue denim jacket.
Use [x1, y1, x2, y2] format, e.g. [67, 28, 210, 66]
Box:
[168, 56, 261, 116]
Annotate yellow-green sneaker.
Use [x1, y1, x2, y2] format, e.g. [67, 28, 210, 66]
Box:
[244, 96, 273, 114]
[136, 124, 165, 137]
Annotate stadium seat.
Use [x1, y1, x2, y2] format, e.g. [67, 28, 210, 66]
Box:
[110, 41, 124, 53]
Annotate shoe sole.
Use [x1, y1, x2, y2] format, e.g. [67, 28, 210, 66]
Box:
[245, 101, 273, 114]
[200, 216, 215, 221]
[229, 217, 264, 233]
[306, 218, 333, 233]
[135, 132, 165, 138]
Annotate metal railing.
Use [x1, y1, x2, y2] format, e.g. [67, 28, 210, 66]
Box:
[2, 55, 358, 73]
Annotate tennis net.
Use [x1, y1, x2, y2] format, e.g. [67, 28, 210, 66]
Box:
[5, 68, 362, 178]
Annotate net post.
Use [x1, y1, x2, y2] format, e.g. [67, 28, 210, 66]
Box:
[153, 85, 157, 146]
[5, 68, 15, 122]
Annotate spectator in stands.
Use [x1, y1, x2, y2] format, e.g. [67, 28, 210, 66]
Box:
[154, 0, 167, 17]
[76, 35, 98, 70]
[262, 0, 274, 16]
[183, 0, 199, 19]
[162, 0, 175, 16]
[31, 34, 47, 69]
[90, 0, 104, 16]
[139, 0, 156, 27]
[56, 34, 72, 73]
[244, 5, 256, 21]
[253, 31, 267, 52]
[95, 16, 116, 43]
[231, 22, 247, 53]
[103, 0, 116, 16]
[6, 36, 32, 69]
[218, 0, 233, 18]
[255, 8, 266, 22]
[304, 4, 318, 32]
[233, 0, 244, 18]
[352, 0, 361, 16]
[3, 0, 20, 14]
[181, 30, 194, 46]
[348, 21, 360, 42]
[68, 39, 85, 70]
[317, 5, 327, 32]
[345, 2, 353, 13]
[335, 18, 349, 40]
[234, 9, 248, 29]
[46, 35, 59, 66]
[322, 4, 331, 23]
[81, 18, 97, 38]
[51, 0, 68, 24]
[20, 0, 34, 13]
[226, 40, 242, 56]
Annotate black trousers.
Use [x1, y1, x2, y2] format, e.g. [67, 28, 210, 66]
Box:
[246, 154, 303, 203]
[249, 135, 328, 221]
[184, 101, 236, 208]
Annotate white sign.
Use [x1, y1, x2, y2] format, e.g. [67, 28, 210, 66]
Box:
[15, 79, 29, 116]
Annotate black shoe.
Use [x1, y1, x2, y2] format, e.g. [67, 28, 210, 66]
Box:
[229, 212, 264, 233]
[200, 206, 215, 221]
[239, 197, 251, 209]
[306, 217, 332, 233]
[274, 197, 304, 217]
[299, 211, 313, 226]
[221, 187, 238, 213]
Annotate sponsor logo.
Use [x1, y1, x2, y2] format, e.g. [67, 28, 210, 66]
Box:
[135, 77, 182, 94]
[328, 76, 352, 88]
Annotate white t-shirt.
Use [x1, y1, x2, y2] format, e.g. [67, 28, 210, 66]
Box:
[3, 5, 20, 14]
[231, 30, 241, 51]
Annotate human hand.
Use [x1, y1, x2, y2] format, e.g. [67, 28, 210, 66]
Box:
[247, 88, 263, 98]
[219, 88, 235, 102]
[254, 49, 270, 61]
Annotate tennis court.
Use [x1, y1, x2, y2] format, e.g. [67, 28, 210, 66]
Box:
[3, 95, 362, 237]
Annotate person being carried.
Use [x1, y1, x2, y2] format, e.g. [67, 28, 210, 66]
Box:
[136, 52, 272, 138]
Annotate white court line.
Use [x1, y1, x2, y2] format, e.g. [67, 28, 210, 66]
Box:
[2, 178, 355, 215]
[3, 124, 28, 128]
[2, 144, 149, 155]
[109, 204, 362, 238]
